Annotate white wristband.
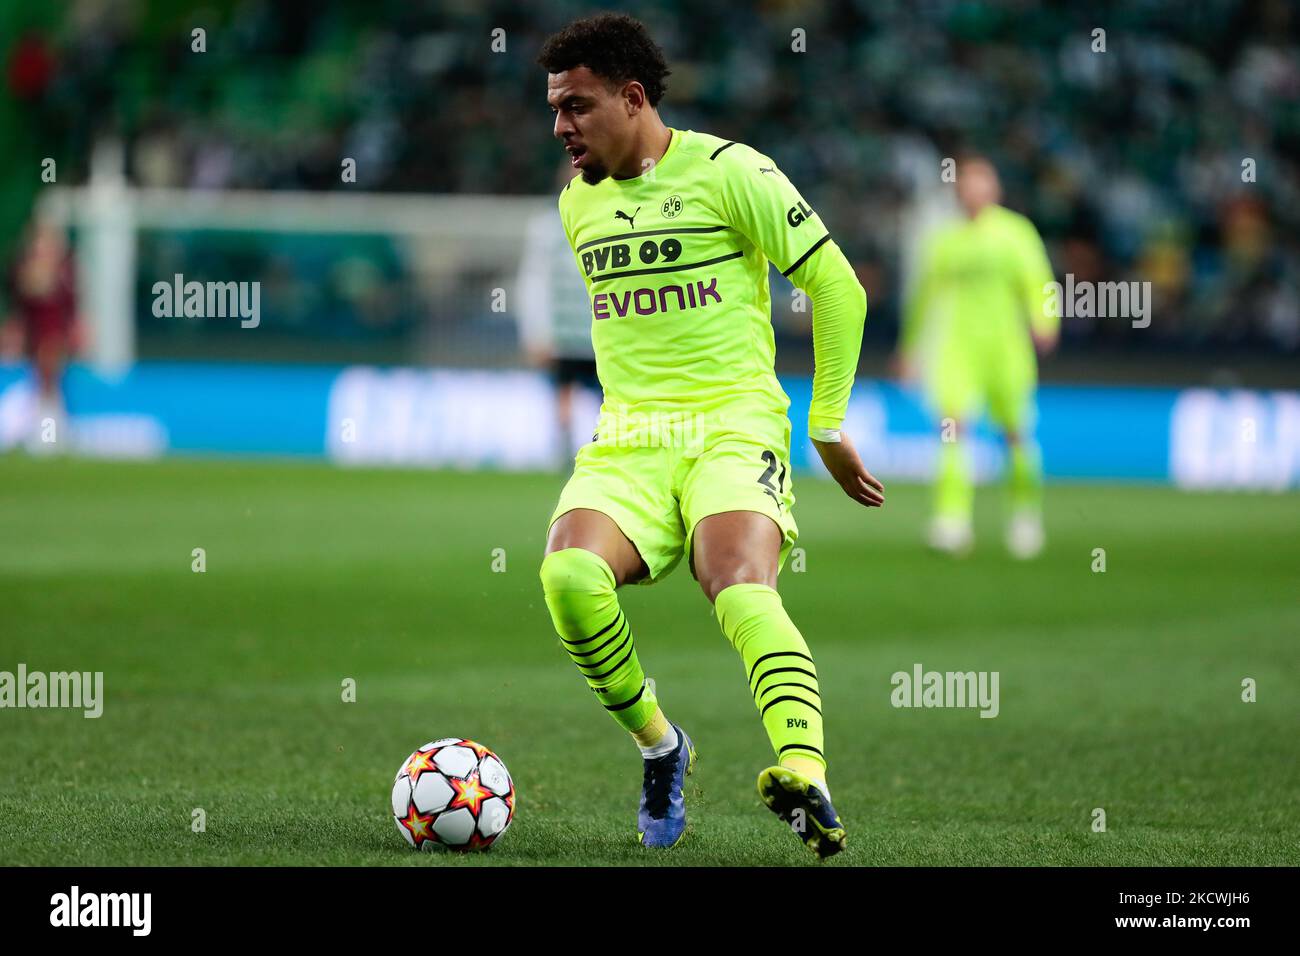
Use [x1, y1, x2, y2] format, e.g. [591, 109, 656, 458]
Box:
[809, 426, 842, 443]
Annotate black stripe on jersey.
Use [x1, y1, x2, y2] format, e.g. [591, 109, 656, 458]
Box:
[781, 233, 831, 278]
[761, 695, 823, 718]
[576, 224, 728, 252]
[590, 250, 744, 284]
[709, 141, 737, 160]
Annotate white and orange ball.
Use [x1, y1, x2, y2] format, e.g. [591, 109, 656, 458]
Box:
[391, 737, 515, 851]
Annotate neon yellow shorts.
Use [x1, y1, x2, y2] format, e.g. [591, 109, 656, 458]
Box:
[926, 341, 1037, 432]
[548, 424, 799, 585]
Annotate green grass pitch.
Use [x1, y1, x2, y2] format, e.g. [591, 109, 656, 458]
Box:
[0, 454, 1296, 866]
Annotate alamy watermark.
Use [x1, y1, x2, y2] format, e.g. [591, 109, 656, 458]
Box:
[891, 663, 999, 718]
[593, 401, 705, 452]
[50, 886, 150, 935]
[0, 664, 103, 718]
[1044, 274, 1151, 329]
[151, 273, 260, 328]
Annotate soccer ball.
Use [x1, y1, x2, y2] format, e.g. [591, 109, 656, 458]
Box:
[391, 737, 515, 851]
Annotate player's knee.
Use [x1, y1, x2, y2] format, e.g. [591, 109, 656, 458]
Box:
[700, 561, 776, 605]
[541, 549, 619, 639]
[540, 548, 615, 609]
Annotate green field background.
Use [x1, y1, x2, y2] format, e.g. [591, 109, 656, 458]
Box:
[0, 456, 1296, 866]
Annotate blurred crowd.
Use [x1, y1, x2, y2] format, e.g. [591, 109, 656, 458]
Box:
[5, 0, 1298, 353]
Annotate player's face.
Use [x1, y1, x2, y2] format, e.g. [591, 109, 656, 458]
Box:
[547, 67, 631, 186]
[957, 160, 1002, 217]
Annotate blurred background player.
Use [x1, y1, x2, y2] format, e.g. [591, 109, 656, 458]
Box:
[1, 215, 80, 453]
[893, 156, 1058, 558]
[516, 160, 600, 465]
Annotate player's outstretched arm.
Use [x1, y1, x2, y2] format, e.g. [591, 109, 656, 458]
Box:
[797, 238, 884, 509]
[1016, 216, 1059, 356]
[812, 431, 884, 508]
[715, 144, 884, 509]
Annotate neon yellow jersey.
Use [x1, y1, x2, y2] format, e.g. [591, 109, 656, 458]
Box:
[558, 127, 862, 444]
[902, 203, 1057, 363]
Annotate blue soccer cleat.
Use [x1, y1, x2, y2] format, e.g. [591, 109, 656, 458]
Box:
[757, 766, 847, 859]
[637, 723, 696, 848]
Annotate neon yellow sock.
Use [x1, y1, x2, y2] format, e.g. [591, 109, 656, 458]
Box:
[631, 707, 669, 748]
[780, 754, 827, 786]
[935, 436, 973, 521]
[540, 548, 660, 735]
[714, 583, 825, 775]
[1008, 440, 1042, 512]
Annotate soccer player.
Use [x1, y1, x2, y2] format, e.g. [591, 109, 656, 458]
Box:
[536, 14, 881, 858]
[893, 156, 1058, 558]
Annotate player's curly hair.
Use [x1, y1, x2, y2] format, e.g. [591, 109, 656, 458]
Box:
[537, 13, 671, 107]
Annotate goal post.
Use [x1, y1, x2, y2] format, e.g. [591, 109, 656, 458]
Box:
[38, 139, 554, 371]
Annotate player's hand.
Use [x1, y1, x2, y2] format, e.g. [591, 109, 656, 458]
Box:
[812, 432, 885, 508]
[1032, 330, 1058, 357]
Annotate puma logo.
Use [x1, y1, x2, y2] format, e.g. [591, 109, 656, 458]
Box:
[759, 166, 777, 175]
[614, 206, 641, 229]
